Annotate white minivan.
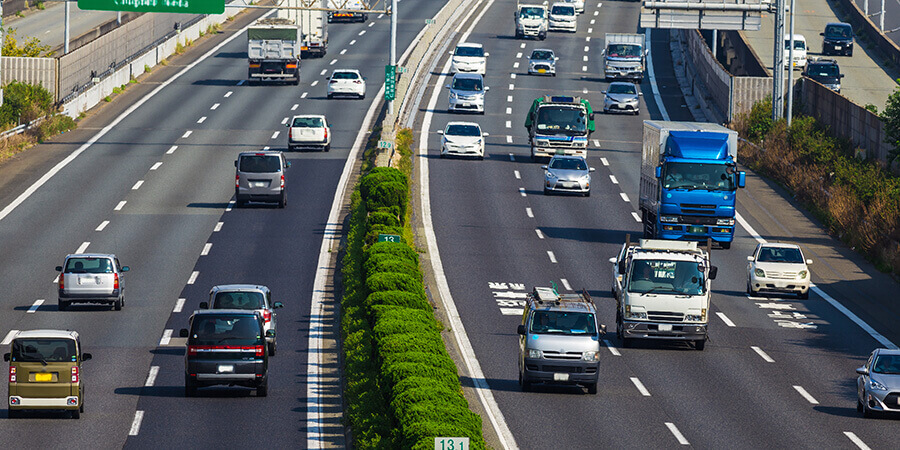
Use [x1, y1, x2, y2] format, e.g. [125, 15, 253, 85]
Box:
[784, 34, 808, 70]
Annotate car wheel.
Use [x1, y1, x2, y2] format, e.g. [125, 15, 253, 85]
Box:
[857, 397, 864, 413]
[7, 409, 21, 419]
[70, 409, 80, 419]
[327, 93, 333, 99]
[585, 383, 598, 395]
[278, 192, 287, 209]
[746, 278, 752, 295]
[325, 144, 331, 152]
[58, 300, 69, 311]
[114, 297, 123, 311]
[268, 342, 277, 356]
[478, 154, 484, 161]
[543, 187, 550, 195]
[185, 375, 198, 397]
[863, 399, 874, 418]
[257, 381, 269, 397]
[584, 190, 591, 197]
[695, 339, 706, 351]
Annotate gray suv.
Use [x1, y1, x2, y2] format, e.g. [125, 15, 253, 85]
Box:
[201, 285, 283, 356]
[235, 151, 291, 208]
[517, 287, 605, 394]
[56, 254, 129, 310]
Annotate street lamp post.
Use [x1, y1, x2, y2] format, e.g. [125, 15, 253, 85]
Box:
[786, 0, 796, 125]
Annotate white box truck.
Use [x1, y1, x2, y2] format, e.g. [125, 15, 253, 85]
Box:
[278, 0, 328, 57]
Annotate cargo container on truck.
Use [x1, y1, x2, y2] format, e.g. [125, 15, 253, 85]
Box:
[247, 18, 301, 85]
[278, 0, 328, 57]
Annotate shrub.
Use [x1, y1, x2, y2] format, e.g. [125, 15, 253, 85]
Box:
[366, 290, 430, 310]
[363, 252, 418, 276]
[35, 115, 76, 142]
[366, 272, 424, 296]
[367, 210, 401, 228]
[373, 309, 441, 337]
[366, 181, 408, 218]
[0, 81, 54, 127]
[360, 167, 407, 199]
[382, 361, 461, 390]
[365, 241, 419, 266]
[366, 259, 420, 278]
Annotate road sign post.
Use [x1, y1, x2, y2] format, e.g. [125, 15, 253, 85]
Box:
[78, 0, 225, 14]
[385, 65, 396, 101]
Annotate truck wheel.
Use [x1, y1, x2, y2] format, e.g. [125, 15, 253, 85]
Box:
[324, 144, 331, 152]
[293, 77, 300, 86]
[257, 380, 268, 397]
[695, 339, 706, 351]
[720, 241, 731, 249]
[642, 212, 654, 238]
[114, 297, 123, 311]
[585, 383, 598, 395]
[519, 372, 532, 392]
[268, 342, 277, 356]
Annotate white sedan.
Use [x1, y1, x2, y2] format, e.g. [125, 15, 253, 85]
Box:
[326, 69, 366, 99]
[438, 122, 487, 159]
[746, 243, 812, 299]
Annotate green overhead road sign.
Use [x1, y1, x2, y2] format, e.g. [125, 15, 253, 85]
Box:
[78, 0, 225, 14]
[385, 65, 396, 101]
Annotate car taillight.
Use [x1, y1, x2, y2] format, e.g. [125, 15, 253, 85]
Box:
[263, 310, 272, 323]
[71, 366, 78, 383]
[58, 273, 64, 289]
[329, 79, 338, 83]
[235, 174, 240, 188]
[353, 80, 362, 84]
[324, 128, 328, 140]
[114, 273, 119, 290]
[9, 367, 16, 383]
[288, 128, 292, 139]
[280, 175, 285, 188]
[188, 345, 198, 355]
[255, 346, 265, 357]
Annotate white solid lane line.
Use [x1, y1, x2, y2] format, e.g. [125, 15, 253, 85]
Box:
[132, 180, 144, 190]
[224, 91, 233, 98]
[182, 130, 192, 138]
[115, 201, 127, 211]
[751, 346, 775, 363]
[174, 298, 186, 313]
[519, 188, 526, 197]
[150, 162, 162, 171]
[201, 243, 212, 256]
[187, 271, 199, 285]
[630, 377, 651, 396]
[291, 104, 299, 110]
[214, 222, 223, 232]
[600, 157, 609, 166]
[27, 299, 44, 314]
[514, 170, 521, 179]
[603, 339, 621, 356]
[620, 192, 630, 202]
[716, 311, 736, 327]
[665, 422, 690, 445]
[844, 432, 872, 450]
[129, 411, 145, 436]
[535, 229, 544, 239]
[1, 330, 18, 345]
[609, 175, 618, 184]
[631, 211, 642, 222]
[210, 103, 220, 110]
[272, 131, 280, 139]
[547, 251, 557, 263]
[144, 366, 159, 387]
[526, 207, 534, 218]
[95, 220, 110, 231]
[560, 278, 572, 291]
[793, 385, 819, 404]
[197, 116, 206, 124]
[167, 145, 178, 154]
[76, 241, 90, 253]
[159, 329, 173, 346]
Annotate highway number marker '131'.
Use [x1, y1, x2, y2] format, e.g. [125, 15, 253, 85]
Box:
[435, 437, 469, 450]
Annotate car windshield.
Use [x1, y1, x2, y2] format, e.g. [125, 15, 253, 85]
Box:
[757, 247, 804, 263]
[521, 7, 545, 18]
[12, 339, 77, 363]
[627, 260, 706, 295]
[292, 117, 324, 127]
[332, 71, 359, 80]
[872, 355, 900, 375]
[607, 44, 642, 58]
[446, 124, 481, 136]
[808, 64, 839, 78]
[213, 291, 265, 309]
[455, 46, 484, 57]
[549, 158, 587, 170]
[551, 5, 575, 15]
[452, 77, 483, 91]
[609, 84, 637, 95]
[189, 315, 262, 345]
[662, 162, 737, 191]
[531, 50, 554, 60]
[824, 25, 851, 39]
[536, 106, 587, 134]
[65, 257, 113, 274]
[530, 311, 597, 335]
[239, 155, 282, 173]
[784, 39, 806, 50]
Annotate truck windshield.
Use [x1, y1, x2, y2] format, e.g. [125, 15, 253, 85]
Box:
[627, 260, 705, 295]
[521, 7, 545, 18]
[12, 339, 77, 363]
[536, 107, 586, 134]
[607, 44, 642, 58]
[662, 162, 736, 191]
[784, 40, 806, 50]
[530, 311, 596, 335]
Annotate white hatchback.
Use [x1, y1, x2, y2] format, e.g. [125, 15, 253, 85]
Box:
[326, 69, 366, 99]
[746, 243, 813, 298]
[439, 122, 488, 159]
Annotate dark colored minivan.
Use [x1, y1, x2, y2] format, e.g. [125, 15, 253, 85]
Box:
[821, 22, 853, 56]
[180, 310, 270, 397]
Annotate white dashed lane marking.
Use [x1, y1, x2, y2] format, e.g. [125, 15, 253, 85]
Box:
[513, 62, 519, 69]
[2, 330, 19, 345]
[631, 212, 642, 222]
[132, 180, 144, 190]
[201, 243, 212, 256]
[535, 229, 544, 239]
[600, 157, 609, 166]
[516, 52, 522, 58]
[506, 107, 512, 114]
[751, 346, 775, 363]
[291, 104, 299, 110]
[311, 80, 319, 87]
[665, 423, 690, 445]
[526, 208, 534, 218]
[520, 42, 526, 48]
[506, 135, 513, 143]
[359, 30, 366, 36]
[159, 329, 173, 346]
[506, 120, 512, 128]
[224, 91, 233, 98]
[197, 116, 206, 124]
[181, 130, 192, 138]
[340, 49, 347, 55]
[716, 311, 736, 327]
[620, 192, 630, 202]
[547, 251, 557, 263]
[281, 117, 289, 125]
[793, 385, 819, 404]
[76, 241, 90, 253]
[514, 170, 521, 179]
[630, 377, 651, 396]
[507, 95, 513, 102]
[174, 298, 186, 313]
[210, 103, 219, 110]
[519, 188, 526, 197]
[584, 46, 589, 52]
[167, 145, 178, 154]
[144, 366, 159, 387]
[150, 162, 162, 171]
[603, 339, 621, 356]
[509, 83, 515, 90]
[214, 222, 223, 232]
[272, 131, 280, 139]
[187, 271, 199, 285]
[592, 139, 601, 147]
[301, 92, 308, 98]
[129, 411, 145, 436]
[560, 278, 572, 291]
[609, 175, 618, 184]
[844, 432, 872, 450]
[582, 65, 588, 72]
[115, 201, 127, 211]
[95, 220, 110, 231]
[350, 39, 356, 45]
[27, 299, 44, 313]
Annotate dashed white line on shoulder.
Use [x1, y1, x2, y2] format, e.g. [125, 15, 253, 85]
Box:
[751, 346, 775, 362]
[128, 411, 145, 436]
[716, 311, 736, 327]
[95, 220, 110, 231]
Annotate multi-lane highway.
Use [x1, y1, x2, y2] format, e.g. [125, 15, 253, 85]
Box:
[413, 0, 900, 448]
[0, 1, 443, 447]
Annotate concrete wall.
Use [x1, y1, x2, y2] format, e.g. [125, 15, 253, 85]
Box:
[1, 56, 57, 98]
[62, 12, 143, 54]
[801, 76, 893, 163]
[838, 0, 900, 68]
[719, 30, 769, 77]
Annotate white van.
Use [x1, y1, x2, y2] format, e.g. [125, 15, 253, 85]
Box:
[784, 34, 807, 70]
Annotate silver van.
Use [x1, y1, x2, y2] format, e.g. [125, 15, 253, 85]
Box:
[201, 285, 283, 356]
[517, 287, 605, 394]
[235, 151, 290, 208]
[55, 254, 129, 311]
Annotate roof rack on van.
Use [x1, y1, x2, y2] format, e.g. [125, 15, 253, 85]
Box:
[531, 286, 593, 306]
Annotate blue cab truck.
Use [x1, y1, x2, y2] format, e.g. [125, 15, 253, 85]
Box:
[639, 121, 746, 249]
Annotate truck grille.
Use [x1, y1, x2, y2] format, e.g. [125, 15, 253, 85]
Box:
[677, 215, 718, 225]
[648, 311, 684, 322]
[546, 140, 584, 149]
[542, 351, 583, 360]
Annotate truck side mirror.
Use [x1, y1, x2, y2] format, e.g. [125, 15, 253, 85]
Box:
[234, 161, 238, 167]
[655, 166, 662, 178]
[709, 266, 718, 280]
[737, 171, 746, 188]
[517, 324, 526, 335]
[600, 324, 607, 334]
[199, 302, 209, 309]
[179, 328, 189, 338]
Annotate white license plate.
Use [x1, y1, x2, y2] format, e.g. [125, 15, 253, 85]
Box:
[834, 46, 842, 50]
[553, 373, 569, 381]
[461, 102, 472, 107]
[659, 324, 673, 332]
[217, 365, 234, 373]
[253, 182, 268, 188]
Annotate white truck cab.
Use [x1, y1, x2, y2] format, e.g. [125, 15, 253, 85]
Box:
[515, 3, 549, 40]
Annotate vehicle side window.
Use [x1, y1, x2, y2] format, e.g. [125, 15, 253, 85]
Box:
[867, 354, 874, 369]
[266, 291, 272, 308]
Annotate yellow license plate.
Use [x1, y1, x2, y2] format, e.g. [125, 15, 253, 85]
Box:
[35, 373, 52, 382]
[538, 69, 546, 73]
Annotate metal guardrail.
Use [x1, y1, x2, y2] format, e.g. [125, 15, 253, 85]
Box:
[0, 116, 45, 139]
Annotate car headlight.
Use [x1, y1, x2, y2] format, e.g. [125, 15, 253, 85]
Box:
[536, 139, 550, 147]
[798, 270, 808, 279]
[660, 215, 678, 223]
[449, 92, 458, 100]
[580, 174, 590, 182]
[546, 172, 558, 179]
[527, 349, 542, 359]
[755, 268, 766, 277]
[870, 379, 888, 391]
[582, 351, 599, 362]
[716, 218, 735, 226]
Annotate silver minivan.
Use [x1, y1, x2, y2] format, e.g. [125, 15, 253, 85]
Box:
[235, 151, 290, 208]
[517, 287, 605, 394]
[201, 285, 283, 356]
[56, 254, 129, 311]
[447, 73, 489, 114]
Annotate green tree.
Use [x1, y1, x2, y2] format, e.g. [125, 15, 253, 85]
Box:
[2, 27, 54, 57]
[881, 85, 900, 164]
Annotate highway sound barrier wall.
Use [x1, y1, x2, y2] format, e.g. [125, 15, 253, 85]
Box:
[1, 57, 57, 99]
